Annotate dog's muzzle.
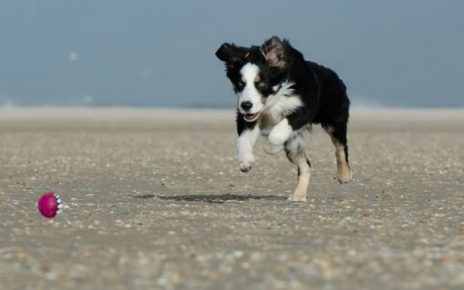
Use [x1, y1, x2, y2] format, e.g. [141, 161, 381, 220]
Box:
[243, 112, 259, 122]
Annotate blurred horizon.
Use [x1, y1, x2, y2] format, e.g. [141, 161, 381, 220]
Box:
[1, 0, 463, 108]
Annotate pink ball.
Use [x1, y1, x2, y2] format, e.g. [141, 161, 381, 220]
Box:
[37, 192, 63, 218]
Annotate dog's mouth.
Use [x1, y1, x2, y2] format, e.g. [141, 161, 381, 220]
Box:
[243, 112, 260, 122]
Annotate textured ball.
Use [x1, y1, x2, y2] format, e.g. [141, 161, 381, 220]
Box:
[37, 192, 63, 218]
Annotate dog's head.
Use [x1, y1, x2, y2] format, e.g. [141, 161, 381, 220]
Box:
[216, 36, 290, 122]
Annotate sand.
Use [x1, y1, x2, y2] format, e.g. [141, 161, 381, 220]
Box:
[0, 107, 463, 290]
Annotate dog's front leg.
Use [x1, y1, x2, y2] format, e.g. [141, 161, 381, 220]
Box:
[237, 118, 260, 173]
[268, 118, 293, 146]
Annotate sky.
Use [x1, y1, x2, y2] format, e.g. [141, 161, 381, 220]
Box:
[0, 0, 463, 107]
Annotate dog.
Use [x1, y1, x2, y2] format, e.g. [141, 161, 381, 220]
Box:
[215, 36, 351, 201]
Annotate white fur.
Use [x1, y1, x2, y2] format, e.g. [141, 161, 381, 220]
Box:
[237, 64, 264, 115]
[268, 118, 293, 146]
[237, 125, 260, 172]
[262, 81, 302, 124]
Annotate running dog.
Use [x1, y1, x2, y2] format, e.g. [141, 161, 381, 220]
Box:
[215, 36, 351, 201]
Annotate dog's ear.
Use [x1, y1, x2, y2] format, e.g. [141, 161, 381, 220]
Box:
[260, 36, 288, 69]
[215, 43, 235, 62]
[215, 43, 249, 68]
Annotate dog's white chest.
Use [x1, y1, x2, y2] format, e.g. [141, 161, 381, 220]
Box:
[258, 81, 302, 135]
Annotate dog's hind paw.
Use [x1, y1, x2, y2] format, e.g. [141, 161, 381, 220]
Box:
[337, 165, 352, 184]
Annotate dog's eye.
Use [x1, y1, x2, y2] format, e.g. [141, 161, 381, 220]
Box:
[257, 82, 267, 89]
[237, 81, 245, 88]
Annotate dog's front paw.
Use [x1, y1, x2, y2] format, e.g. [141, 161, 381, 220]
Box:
[263, 140, 283, 154]
[287, 195, 308, 202]
[268, 119, 293, 146]
[239, 156, 255, 173]
[268, 129, 287, 146]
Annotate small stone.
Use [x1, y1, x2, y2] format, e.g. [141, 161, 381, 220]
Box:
[233, 250, 244, 258]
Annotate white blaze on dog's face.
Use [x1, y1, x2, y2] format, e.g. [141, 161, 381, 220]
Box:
[236, 63, 266, 122]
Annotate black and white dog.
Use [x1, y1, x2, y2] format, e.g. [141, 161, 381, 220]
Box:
[216, 36, 351, 202]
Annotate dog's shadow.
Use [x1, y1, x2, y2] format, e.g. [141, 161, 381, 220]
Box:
[131, 193, 286, 203]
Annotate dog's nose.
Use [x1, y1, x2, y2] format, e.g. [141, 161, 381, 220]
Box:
[240, 101, 253, 111]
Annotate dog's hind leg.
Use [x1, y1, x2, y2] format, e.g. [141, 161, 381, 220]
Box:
[284, 132, 311, 202]
[323, 123, 352, 183]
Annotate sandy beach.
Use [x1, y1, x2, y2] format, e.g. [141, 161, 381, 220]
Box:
[0, 107, 463, 290]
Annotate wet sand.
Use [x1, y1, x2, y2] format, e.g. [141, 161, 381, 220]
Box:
[0, 107, 463, 290]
